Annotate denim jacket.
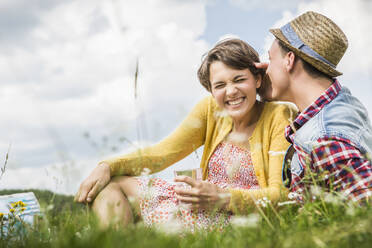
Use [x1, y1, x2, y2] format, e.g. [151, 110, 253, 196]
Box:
[286, 87, 372, 183]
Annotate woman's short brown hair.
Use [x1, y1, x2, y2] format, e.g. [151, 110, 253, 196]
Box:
[197, 38, 264, 92]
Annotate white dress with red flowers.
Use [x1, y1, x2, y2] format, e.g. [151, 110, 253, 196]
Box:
[137, 141, 260, 230]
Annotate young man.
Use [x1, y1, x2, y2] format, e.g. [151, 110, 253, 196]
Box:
[256, 11, 372, 201]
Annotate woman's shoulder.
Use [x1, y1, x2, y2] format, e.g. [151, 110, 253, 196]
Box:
[262, 101, 298, 122]
[194, 95, 221, 111]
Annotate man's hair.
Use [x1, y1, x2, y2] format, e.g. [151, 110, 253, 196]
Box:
[198, 38, 265, 92]
[277, 40, 332, 80]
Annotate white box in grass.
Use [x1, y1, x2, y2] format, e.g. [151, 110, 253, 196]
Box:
[0, 192, 41, 234]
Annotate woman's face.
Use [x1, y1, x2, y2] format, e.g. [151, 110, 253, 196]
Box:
[210, 61, 261, 121]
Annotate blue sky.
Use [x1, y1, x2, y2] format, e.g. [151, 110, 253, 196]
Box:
[0, 0, 371, 194]
[202, 0, 294, 54]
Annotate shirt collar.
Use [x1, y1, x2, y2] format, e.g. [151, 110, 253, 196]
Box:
[285, 79, 342, 142]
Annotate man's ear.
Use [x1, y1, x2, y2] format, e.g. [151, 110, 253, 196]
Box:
[255, 74, 262, 89]
[286, 51, 296, 72]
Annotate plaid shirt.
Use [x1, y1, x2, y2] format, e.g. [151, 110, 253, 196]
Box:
[285, 80, 372, 201]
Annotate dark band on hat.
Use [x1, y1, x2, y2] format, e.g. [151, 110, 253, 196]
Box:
[280, 23, 336, 68]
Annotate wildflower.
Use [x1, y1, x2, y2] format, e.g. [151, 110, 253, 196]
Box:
[127, 196, 136, 205]
[255, 197, 271, 208]
[346, 204, 356, 216]
[226, 159, 240, 180]
[46, 204, 54, 211]
[186, 118, 202, 128]
[323, 193, 342, 205]
[218, 192, 231, 200]
[227, 132, 249, 143]
[21, 207, 26, 212]
[310, 185, 322, 196]
[313, 237, 326, 248]
[288, 192, 301, 200]
[0, 213, 4, 219]
[277, 200, 297, 206]
[140, 167, 151, 176]
[155, 219, 184, 235]
[9, 208, 15, 213]
[230, 213, 260, 228]
[268, 150, 286, 156]
[214, 109, 229, 118]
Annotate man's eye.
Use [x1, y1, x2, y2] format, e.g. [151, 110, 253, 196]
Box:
[214, 84, 223, 89]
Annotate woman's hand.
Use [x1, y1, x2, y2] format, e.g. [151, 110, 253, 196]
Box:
[74, 162, 111, 204]
[174, 176, 231, 211]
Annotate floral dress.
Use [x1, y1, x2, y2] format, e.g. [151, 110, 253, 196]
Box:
[137, 141, 260, 230]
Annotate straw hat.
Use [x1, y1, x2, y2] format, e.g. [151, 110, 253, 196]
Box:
[270, 11, 348, 77]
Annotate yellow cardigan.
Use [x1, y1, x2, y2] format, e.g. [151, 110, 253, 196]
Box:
[103, 96, 297, 214]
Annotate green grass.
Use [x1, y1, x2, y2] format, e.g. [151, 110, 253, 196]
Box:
[1, 189, 372, 247]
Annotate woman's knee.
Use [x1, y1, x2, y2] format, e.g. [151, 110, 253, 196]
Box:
[110, 176, 140, 198]
[92, 181, 121, 208]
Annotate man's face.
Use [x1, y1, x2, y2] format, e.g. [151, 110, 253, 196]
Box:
[265, 40, 291, 101]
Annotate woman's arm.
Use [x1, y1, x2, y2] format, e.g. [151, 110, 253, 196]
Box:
[75, 97, 211, 203]
[101, 97, 211, 176]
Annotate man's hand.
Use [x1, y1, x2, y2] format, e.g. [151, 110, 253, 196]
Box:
[74, 162, 111, 204]
[254, 62, 273, 101]
[174, 176, 230, 211]
[254, 62, 269, 69]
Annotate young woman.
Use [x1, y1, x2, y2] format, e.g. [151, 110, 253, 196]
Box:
[75, 39, 297, 229]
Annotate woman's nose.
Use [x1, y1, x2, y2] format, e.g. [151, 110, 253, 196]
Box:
[226, 84, 238, 95]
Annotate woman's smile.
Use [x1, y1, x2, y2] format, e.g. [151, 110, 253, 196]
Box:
[225, 97, 246, 107]
[210, 61, 261, 122]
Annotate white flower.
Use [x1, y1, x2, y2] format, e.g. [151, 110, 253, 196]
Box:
[227, 132, 249, 143]
[288, 192, 301, 200]
[214, 109, 229, 118]
[140, 167, 151, 176]
[277, 200, 297, 206]
[75, 232, 82, 239]
[218, 192, 232, 200]
[127, 196, 136, 205]
[226, 159, 240, 180]
[346, 204, 356, 216]
[255, 198, 271, 208]
[310, 185, 322, 196]
[230, 213, 260, 228]
[155, 219, 184, 235]
[323, 193, 341, 205]
[268, 150, 286, 156]
[186, 118, 202, 128]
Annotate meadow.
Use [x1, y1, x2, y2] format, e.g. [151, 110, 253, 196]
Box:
[1, 188, 372, 248]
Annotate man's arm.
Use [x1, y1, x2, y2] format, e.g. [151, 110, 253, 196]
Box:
[311, 136, 372, 201]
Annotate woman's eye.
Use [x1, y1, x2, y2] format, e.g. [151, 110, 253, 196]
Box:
[235, 78, 246, 83]
[214, 84, 224, 89]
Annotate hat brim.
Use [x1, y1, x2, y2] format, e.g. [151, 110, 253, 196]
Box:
[270, 28, 342, 77]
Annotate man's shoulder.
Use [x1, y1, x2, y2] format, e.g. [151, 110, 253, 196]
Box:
[321, 87, 371, 133]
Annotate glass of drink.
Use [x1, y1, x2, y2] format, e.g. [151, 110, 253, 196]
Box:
[174, 167, 202, 180]
[174, 168, 202, 188]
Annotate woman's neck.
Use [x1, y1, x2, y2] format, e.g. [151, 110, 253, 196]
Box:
[232, 101, 263, 134]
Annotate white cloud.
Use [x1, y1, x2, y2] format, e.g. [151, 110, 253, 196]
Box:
[229, 0, 311, 11]
[0, 0, 209, 194]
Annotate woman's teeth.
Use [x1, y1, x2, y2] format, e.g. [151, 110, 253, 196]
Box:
[227, 98, 244, 105]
